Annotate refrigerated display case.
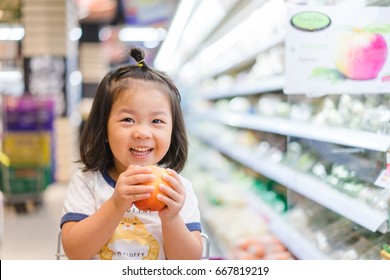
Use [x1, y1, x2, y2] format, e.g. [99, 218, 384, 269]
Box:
[166, 0, 390, 259]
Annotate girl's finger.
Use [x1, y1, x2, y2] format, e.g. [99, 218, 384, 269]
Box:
[162, 171, 184, 194]
[123, 165, 153, 177]
[131, 192, 151, 202]
[122, 173, 156, 185]
[130, 184, 155, 194]
[159, 182, 185, 205]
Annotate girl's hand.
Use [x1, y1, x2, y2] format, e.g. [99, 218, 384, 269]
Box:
[157, 168, 186, 220]
[111, 165, 155, 212]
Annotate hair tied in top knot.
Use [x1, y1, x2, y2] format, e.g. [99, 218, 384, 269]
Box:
[137, 59, 144, 67]
[130, 48, 146, 67]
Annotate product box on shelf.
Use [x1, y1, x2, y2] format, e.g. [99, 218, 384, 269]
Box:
[0, 165, 53, 194]
[4, 95, 55, 132]
[3, 132, 52, 166]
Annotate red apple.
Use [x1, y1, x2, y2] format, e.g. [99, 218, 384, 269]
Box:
[333, 29, 388, 80]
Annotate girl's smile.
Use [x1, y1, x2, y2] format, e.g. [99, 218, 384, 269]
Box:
[130, 146, 153, 159]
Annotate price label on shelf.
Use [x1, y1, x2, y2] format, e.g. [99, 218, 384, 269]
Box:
[374, 151, 390, 189]
[374, 169, 390, 189]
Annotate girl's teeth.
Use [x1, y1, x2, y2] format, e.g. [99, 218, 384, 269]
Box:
[132, 148, 150, 152]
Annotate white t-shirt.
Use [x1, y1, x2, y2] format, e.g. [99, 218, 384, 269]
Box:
[60, 169, 202, 260]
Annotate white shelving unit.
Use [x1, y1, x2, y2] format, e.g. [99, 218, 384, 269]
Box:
[202, 75, 285, 100]
[243, 188, 331, 259]
[202, 110, 390, 152]
[199, 32, 285, 80]
[195, 133, 388, 233]
[173, 0, 390, 260]
[190, 139, 332, 259]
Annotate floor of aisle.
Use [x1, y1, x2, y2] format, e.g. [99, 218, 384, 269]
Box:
[1, 183, 223, 260]
[1, 183, 68, 260]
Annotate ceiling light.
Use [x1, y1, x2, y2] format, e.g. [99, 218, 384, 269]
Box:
[99, 27, 112, 41]
[0, 24, 24, 41]
[154, 0, 197, 72]
[118, 27, 167, 42]
[185, 0, 286, 79]
[69, 27, 82, 41]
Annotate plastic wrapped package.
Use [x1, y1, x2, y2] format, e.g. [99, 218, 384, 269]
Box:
[313, 218, 356, 252]
[359, 233, 390, 260]
[232, 234, 295, 260]
[281, 141, 302, 165]
[314, 216, 384, 259]
[228, 97, 252, 113]
[294, 152, 318, 172]
[287, 199, 340, 243]
[331, 231, 382, 260]
[366, 188, 390, 211]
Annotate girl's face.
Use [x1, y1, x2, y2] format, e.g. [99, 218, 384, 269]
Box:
[107, 86, 173, 177]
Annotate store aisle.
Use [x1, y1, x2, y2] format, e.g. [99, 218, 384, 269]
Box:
[1, 183, 68, 260]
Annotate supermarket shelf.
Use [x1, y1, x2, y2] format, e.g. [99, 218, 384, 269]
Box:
[243, 189, 330, 260]
[205, 110, 390, 152]
[196, 134, 389, 233]
[201, 75, 285, 100]
[185, 0, 390, 262]
[200, 32, 285, 79]
[193, 148, 331, 260]
[268, 217, 330, 260]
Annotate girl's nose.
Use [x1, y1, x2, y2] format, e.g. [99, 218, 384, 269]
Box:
[133, 124, 152, 139]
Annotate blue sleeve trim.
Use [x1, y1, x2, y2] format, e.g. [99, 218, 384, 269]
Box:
[186, 222, 202, 232]
[60, 212, 89, 228]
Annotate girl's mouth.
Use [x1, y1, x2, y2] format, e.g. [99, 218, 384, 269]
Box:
[130, 147, 153, 158]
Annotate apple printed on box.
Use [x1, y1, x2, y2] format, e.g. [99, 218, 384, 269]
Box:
[284, 6, 390, 95]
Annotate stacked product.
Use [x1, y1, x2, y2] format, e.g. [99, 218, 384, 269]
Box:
[0, 95, 55, 212]
[21, 0, 70, 57]
[21, 0, 79, 117]
[287, 196, 390, 259]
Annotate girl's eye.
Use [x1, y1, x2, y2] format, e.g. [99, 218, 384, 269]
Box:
[122, 118, 134, 123]
[152, 119, 164, 124]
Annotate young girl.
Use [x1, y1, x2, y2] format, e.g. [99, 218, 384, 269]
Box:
[60, 48, 203, 260]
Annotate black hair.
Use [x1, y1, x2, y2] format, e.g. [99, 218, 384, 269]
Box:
[78, 47, 188, 173]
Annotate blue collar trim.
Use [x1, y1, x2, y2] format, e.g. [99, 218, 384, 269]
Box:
[101, 169, 116, 188]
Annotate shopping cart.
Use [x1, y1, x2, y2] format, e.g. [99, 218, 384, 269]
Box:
[56, 231, 211, 260]
[0, 95, 55, 213]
